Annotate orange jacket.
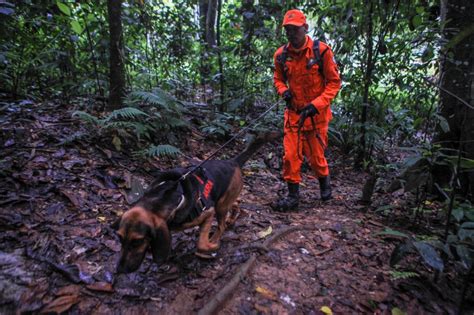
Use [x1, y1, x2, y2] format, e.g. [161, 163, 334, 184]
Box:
[273, 36, 341, 130]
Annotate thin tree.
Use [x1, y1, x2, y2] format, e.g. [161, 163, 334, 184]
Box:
[107, 0, 125, 110]
[434, 0, 474, 201]
[198, 1, 217, 95]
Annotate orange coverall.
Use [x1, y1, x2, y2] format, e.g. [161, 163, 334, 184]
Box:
[273, 36, 341, 183]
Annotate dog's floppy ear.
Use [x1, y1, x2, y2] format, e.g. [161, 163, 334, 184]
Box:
[149, 220, 171, 264]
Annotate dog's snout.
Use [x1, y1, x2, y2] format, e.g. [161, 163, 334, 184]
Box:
[116, 260, 136, 274]
[116, 258, 128, 274]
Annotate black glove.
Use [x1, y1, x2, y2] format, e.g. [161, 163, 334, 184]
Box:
[298, 103, 319, 128]
[282, 90, 292, 108]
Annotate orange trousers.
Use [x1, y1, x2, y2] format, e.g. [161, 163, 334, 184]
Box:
[283, 127, 329, 183]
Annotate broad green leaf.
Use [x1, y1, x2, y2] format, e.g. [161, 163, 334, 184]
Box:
[71, 20, 83, 34]
[434, 114, 450, 133]
[451, 208, 464, 222]
[460, 157, 474, 170]
[458, 226, 474, 241]
[402, 155, 423, 168]
[390, 242, 414, 267]
[71, 20, 82, 35]
[465, 208, 474, 221]
[376, 228, 409, 238]
[87, 13, 95, 22]
[429, 240, 453, 258]
[412, 15, 422, 28]
[456, 245, 474, 270]
[460, 222, 474, 229]
[57, 2, 71, 16]
[112, 136, 122, 151]
[413, 241, 444, 272]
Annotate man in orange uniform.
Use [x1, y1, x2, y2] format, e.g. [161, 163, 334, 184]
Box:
[273, 9, 341, 211]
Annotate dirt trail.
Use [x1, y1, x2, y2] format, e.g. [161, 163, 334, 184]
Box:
[0, 101, 460, 314]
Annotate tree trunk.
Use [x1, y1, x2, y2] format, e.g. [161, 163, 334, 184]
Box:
[198, 0, 217, 105]
[240, 0, 254, 57]
[216, 0, 225, 109]
[206, 0, 217, 48]
[355, 1, 374, 168]
[107, 0, 125, 110]
[198, 1, 209, 86]
[434, 0, 474, 200]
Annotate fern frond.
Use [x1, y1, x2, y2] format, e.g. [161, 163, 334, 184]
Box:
[163, 116, 189, 128]
[58, 131, 88, 145]
[105, 121, 142, 129]
[128, 88, 183, 112]
[104, 107, 149, 122]
[389, 270, 419, 281]
[105, 121, 154, 138]
[138, 144, 181, 158]
[72, 111, 102, 126]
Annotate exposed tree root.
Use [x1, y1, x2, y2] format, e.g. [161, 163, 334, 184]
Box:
[198, 225, 312, 315]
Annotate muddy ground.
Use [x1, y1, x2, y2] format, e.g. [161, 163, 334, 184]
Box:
[0, 100, 468, 314]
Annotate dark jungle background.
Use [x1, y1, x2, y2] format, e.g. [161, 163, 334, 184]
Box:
[0, 0, 473, 313]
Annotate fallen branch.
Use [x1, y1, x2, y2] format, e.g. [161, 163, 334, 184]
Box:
[198, 225, 312, 315]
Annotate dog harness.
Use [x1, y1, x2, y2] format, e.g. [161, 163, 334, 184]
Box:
[167, 167, 216, 227]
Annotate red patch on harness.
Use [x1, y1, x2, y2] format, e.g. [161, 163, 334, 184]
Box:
[193, 174, 204, 185]
[203, 180, 214, 199]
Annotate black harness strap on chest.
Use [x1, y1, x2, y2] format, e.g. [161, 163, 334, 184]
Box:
[276, 44, 289, 81]
[276, 39, 329, 81]
[167, 167, 215, 228]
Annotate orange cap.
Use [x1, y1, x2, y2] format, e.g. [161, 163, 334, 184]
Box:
[282, 9, 306, 27]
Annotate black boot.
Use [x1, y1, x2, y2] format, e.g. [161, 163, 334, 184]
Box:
[319, 176, 332, 201]
[273, 182, 299, 211]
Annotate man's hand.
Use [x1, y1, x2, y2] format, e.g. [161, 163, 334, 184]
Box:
[298, 103, 319, 128]
[282, 90, 292, 108]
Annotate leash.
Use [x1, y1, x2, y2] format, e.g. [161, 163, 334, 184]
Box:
[178, 100, 283, 181]
[297, 115, 326, 162]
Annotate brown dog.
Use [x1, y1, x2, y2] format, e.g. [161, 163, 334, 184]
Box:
[113, 132, 279, 273]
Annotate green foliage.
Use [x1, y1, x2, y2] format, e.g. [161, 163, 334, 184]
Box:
[389, 200, 474, 274]
[376, 228, 409, 239]
[72, 88, 188, 155]
[72, 107, 153, 140]
[137, 144, 181, 158]
[103, 107, 149, 121]
[389, 270, 419, 281]
[71, 111, 101, 126]
[201, 113, 235, 138]
[125, 88, 188, 131]
[451, 202, 474, 223]
[129, 88, 181, 111]
[390, 239, 445, 272]
[388, 143, 473, 194]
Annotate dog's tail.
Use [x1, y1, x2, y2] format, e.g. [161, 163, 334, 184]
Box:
[233, 131, 281, 168]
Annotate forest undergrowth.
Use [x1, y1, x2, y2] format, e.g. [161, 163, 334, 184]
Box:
[0, 98, 470, 314]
